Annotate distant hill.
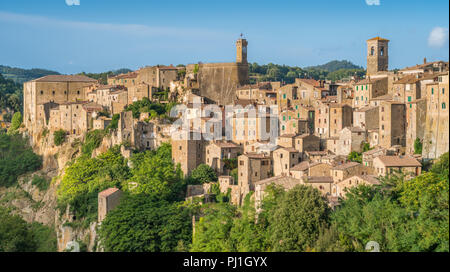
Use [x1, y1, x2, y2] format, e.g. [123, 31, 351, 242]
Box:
[0, 65, 60, 84]
[305, 60, 363, 72]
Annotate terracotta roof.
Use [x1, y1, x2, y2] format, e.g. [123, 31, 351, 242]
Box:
[242, 153, 270, 159]
[358, 175, 380, 185]
[332, 161, 360, 170]
[371, 94, 393, 101]
[376, 155, 422, 167]
[212, 142, 239, 148]
[363, 147, 385, 156]
[110, 72, 138, 79]
[297, 78, 320, 87]
[99, 187, 120, 197]
[304, 176, 333, 183]
[255, 176, 302, 188]
[356, 77, 386, 85]
[306, 151, 328, 156]
[367, 36, 390, 42]
[33, 75, 98, 83]
[347, 126, 366, 133]
[291, 161, 310, 171]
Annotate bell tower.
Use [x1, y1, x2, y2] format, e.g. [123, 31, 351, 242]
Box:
[236, 36, 248, 64]
[367, 37, 389, 75]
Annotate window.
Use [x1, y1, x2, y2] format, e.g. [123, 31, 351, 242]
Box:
[40, 90, 44, 95]
[443, 103, 446, 110]
[380, 46, 384, 56]
[283, 94, 286, 99]
[356, 86, 359, 91]
[282, 125, 285, 130]
[408, 96, 411, 102]
[432, 88, 434, 95]
[240, 161, 244, 165]
[370, 47, 375, 56]
[443, 88, 445, 94]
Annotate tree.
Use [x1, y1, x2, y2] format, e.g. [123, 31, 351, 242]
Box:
[126, 143, 185, 200]
[190, 203, 236, 252]
[414, 138, 423, 155]
[0, 207, 56, 252]
[268, 185, 330, 252]
[348, 151, 362, 163]
[53, 129, 66, 146]
[190, 164, 217, 184]
[98, 194, 192, 252]
[0, 133, 42, 187]
[7, 112, 22, 135]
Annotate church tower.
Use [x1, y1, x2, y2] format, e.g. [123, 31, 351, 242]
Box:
[367, 37, 389, 75]
[236, 38, 248, 64]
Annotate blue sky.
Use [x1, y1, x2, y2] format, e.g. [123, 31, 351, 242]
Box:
[0, 0, 448, 74]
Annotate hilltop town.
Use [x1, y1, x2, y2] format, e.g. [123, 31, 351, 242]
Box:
[1, 36, 448, 252]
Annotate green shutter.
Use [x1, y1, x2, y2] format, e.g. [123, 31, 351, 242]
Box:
[408, 96, 411, 102]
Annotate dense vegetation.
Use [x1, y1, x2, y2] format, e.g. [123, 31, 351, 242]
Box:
[190, 153, 449, 252]
[53, 129, 66, 146]
[249, 60, 365, 83]
[0, 65, 60, 84]
[77, 68, 132, 85]
[124, 97, 177, 120]
[0, 207, 57, 252]
[0, 74, 22, 113]
[0, 133, 42, 187]
[98, 194, 192, 252]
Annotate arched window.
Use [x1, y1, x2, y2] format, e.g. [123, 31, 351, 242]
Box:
[370, 47, 375, 56]
[380, 47, 384, 56]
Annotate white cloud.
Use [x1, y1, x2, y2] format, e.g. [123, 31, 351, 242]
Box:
[428, 27, 449, 48]
[365, 0, 380, 6]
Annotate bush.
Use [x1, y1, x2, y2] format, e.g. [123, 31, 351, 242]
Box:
[57, 146, 130, 225]
[0, 133, 42, 187]
[53, 130, 66, 146]
[7, 112, 22, 135]
[31, 175, 50, 191]
[81, 130, 105, 156]
[0, 207, 56, 252]
[190, 164, 217, 184]
[98, 194, 192, 252]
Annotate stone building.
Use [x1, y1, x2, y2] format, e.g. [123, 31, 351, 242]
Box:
[185, 38, 249, 106]
[378, 101, 406, 148]
[405, 98, 427, 155]
[254, 176, 302, 212]
[333, 175, 380, 198]
[315, 102, 352, 140]
[98, 188, 123, 222]
[289, 161, 332, 179]
[237, 153, 272, 198]
[205, 141, 242, 175]
[373, 155, 422, 178]
[301, 176, 334, 196]
[272, 147, 301, 177]
[23, 75, 98, 141]
[353, 77, 388, 108]
[294, 134, 320, 159]
[353, 105, 379, 130]
[118, 111, 159, 151]
[422, 73, 449, 159]
[331, 162, 372, 183]
[327, 127, 366, 156]
[171, 130, 205, 177]
[366, 37, 389, 76]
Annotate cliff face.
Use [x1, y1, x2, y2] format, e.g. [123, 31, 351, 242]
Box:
[0, 130, 108, 252]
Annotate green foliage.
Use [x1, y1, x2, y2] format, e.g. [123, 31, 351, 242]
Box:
[98, 193, 192, 252]
[7, 112, 22, 135]
[248, 61, 365, 84]
[53, 129, 66, 146]
[77, 69, 131, 85]
[31, 175, 50, 191]
[190, 203, 236, 252]
[361, 142, 372, 153]
[81, 130, 105, 156]
[0, 133, 42, 187]
[126, 143, 185, 200]
[193, 64, 199, 74]
[105, 114, 120, 132]
[57, 146, 130, 224]
[320, 152, 449, 252]
[0, 207, 56, 252]
[223, 158, 238, 171]
[414, 138, 423, 155]
[190, 164, 218, 184]
[268, 185, 330, 252]
[348, 151, 362, 163]
[0, 65, 59, 84]
[124, 97, 173, 119]
[0, 74, 23, 113]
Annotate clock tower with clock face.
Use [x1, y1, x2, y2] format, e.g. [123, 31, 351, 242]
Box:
[236, 38, 248, 64]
